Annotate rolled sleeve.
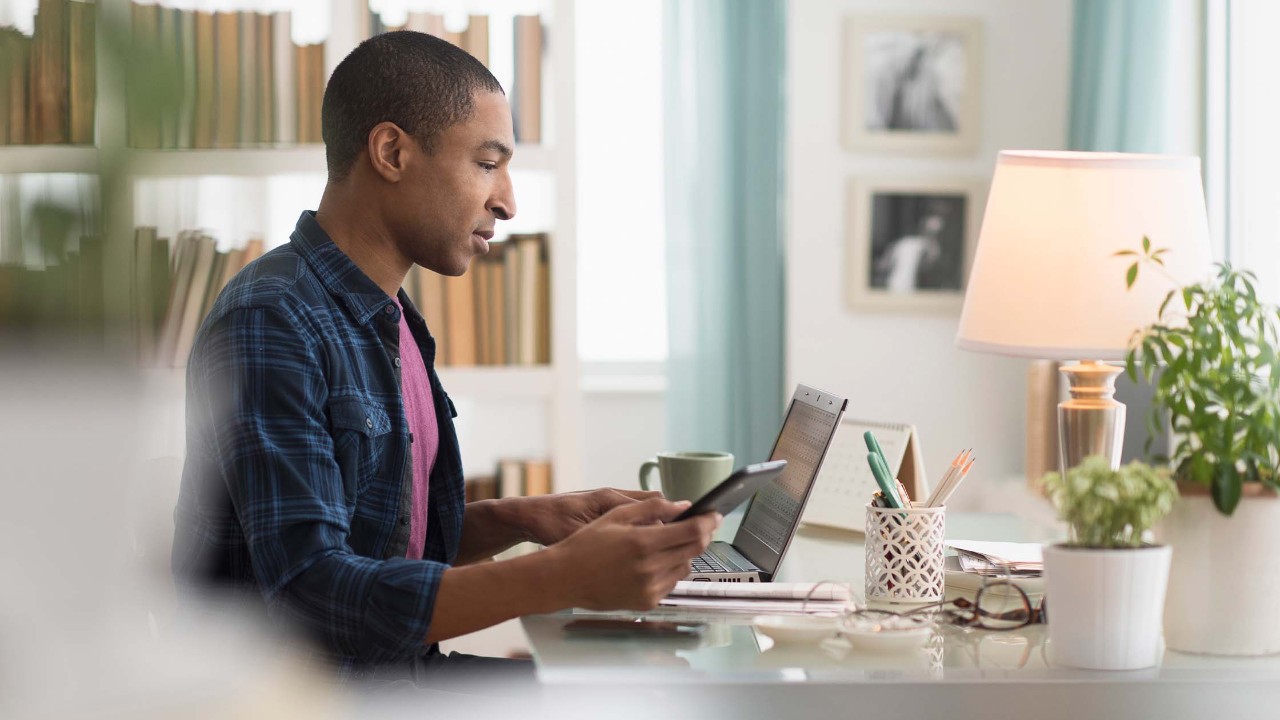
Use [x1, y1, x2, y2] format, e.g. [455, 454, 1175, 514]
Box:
[189, 305, 440, 663]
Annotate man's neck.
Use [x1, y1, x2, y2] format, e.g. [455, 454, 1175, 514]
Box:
[314, 187, 410, 299]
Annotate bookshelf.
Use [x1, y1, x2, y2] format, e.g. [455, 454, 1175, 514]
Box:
[0, 0, 584, 493]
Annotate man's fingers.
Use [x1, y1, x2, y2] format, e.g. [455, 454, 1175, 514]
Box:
[612, 489, 664, 502]
[602, 496, 690, 525]
[639, 512, 720, 552]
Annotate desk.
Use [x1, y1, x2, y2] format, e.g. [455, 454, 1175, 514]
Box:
[518, 513, 1280, 720]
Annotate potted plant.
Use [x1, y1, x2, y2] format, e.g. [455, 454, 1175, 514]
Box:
[1040, 456, 1178, 670]
[1124, 247, 1280, 655]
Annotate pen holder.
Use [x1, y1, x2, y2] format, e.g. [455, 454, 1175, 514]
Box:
[865, 503, 946, 604]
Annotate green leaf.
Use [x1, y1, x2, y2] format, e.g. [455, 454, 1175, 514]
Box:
[1143, 235, 1151, 253]
[1212, 464, 1243, 515]
[1127, 263, 1139, 289]
[1113, 250, 1139, 257]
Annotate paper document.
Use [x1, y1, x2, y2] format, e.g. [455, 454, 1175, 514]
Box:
[669, 581, 852, 601]
[947, 540, 1044, 576]
[658, 596, 851, 615]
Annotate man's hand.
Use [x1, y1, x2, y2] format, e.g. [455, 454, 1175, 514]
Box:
[543, 498, 720, 611]
[517, 488, 663, 546]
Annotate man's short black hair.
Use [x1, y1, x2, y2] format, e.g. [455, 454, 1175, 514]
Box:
[321, 31, 505, 182]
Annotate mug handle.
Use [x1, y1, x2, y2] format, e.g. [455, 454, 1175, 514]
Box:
[639, 459, 660, 492]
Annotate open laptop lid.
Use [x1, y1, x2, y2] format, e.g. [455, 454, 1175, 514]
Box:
[732, 384, 848, 580]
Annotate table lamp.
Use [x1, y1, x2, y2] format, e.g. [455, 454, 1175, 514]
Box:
[956, 151, 1212, 474]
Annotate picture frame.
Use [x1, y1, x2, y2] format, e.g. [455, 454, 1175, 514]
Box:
[842, 15, 983, 154]
[846, 177, 985, 312]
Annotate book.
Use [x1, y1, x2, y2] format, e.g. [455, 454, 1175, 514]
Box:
[442, 272, 477, 366]
[513, 15, 542, 143]
[31, 0, 70, 145]
[176, 6, 196, 148]
[134, 227, 158, 363]
[536, 237, 551, 363]
[255, 12, 273, 144]
[67, 0, 95, 145]
[197, 248, 228, 322]
[514, 233, 541, 365]
[272, 11, 294, 145]
[472, 252, 490, 364]
[465, 475, 498, 502]
[412, 265, 447, 351]
[129, 1, 161, 148]
[0, 29, 28, 144]
[172, 235, 216, 367]
[502, 237, 519, 364]
[487, 246, 507, 365]
[237, 11, 257, 145]
[214, 11, 239, 148]
[523, 459, 552, 496]
[192, 11, 215, 148]
[497, 459, 524, 498]
[461, 15, 489, 66]
[156, 231, 197, 366]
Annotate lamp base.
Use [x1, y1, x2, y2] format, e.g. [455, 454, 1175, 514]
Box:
[1058, 360, 1126, 474]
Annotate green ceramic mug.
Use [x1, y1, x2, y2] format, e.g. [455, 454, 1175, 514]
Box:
[639, 451, 735, 503]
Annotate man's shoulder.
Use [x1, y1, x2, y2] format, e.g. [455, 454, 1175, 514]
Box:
[214, 243, 323, 316]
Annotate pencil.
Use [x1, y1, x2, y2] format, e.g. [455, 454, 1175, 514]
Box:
[926, 448, 968, 507]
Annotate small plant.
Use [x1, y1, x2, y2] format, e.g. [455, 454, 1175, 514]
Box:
[1120, 239, 1280, 515]
[1041, 456, 1178, 549]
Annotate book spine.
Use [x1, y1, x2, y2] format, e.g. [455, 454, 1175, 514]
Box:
[272, 12, 295, 145]
[67, 0, 95, 145]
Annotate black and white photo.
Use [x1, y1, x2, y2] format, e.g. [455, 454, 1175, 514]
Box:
[847, 178, 983, 312]
[843, 16, 982, 153]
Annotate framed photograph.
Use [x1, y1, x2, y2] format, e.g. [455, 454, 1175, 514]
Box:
[846, 178, 985, 312]
[843, 16, 982, 154]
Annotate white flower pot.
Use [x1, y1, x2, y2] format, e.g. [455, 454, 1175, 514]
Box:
[1157, 489, 1280, 655]
[1042, 544, 1171, 670]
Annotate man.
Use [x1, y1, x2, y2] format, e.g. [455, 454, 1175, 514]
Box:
[171, 31, 719, 680]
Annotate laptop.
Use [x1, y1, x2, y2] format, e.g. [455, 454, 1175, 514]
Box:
[686, 383, 848, 582]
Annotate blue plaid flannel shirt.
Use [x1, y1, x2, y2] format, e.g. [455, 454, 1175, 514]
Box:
[172, 211, 465, 676]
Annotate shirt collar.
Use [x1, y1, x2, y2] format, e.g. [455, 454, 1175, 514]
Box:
[290, 210, 398, 325]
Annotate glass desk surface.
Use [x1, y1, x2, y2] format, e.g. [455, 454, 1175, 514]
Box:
[521, 513, 1280, 686]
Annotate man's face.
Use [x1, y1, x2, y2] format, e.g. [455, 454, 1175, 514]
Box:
[394, 90, 517, 276]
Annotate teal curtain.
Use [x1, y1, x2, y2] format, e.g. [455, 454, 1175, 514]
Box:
[663, 0, 785, 465]
[1069, 0, 1190, 151]
[1070, 0, 1203, 462]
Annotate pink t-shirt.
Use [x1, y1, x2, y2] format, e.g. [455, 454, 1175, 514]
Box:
[397, 301, 439, 560]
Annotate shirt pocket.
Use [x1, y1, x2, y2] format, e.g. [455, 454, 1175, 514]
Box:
[328, 395, 392, 498]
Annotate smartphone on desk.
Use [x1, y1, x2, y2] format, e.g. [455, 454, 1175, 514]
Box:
[563, 618, 707, 639]
[671, 459, 788, 522]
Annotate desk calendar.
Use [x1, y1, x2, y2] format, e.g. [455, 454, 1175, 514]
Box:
[804, 418, 928, 533]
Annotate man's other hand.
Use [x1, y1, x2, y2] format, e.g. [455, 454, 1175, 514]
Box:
[518, 488, 662, 546]
[544, 498, 720, 611]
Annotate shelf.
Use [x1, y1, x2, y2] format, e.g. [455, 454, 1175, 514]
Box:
[0, 145, 99, 174]
[436, 366, 555, 399]
[124, 146, 328, 176]
[121, 142, 553, 178]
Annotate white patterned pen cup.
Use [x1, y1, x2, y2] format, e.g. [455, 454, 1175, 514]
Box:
[865, 503, 946, 603]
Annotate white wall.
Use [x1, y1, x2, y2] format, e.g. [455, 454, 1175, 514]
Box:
[786, 0, 1073, 486]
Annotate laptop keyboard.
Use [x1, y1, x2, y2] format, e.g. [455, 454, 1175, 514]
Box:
[691, 551, 731, 574]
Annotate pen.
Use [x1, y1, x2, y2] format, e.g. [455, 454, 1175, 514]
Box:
[867, 452, 902, 509]
[894, 478, 913, 508]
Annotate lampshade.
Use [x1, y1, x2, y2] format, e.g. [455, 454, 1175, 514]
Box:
[956, 151, 1213, 360]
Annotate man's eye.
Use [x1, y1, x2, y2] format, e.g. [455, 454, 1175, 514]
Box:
[479, 162, 497, 172]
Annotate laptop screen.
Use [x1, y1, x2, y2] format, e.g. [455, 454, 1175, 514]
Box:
[732, 384, 847, 578]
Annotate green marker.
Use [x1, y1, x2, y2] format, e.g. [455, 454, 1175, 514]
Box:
[864, 430, 889, 469]
[867, 451, 902, 509]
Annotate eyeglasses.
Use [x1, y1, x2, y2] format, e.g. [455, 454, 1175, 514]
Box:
[852, 580, 1047, 631]
[804, 578, 1048, 632]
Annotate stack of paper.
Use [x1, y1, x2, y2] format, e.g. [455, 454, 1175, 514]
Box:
[658, 582, 856, 615]
[946, 540, 1043, 577]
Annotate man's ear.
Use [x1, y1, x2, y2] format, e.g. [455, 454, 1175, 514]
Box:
[366, 121, 408, 182]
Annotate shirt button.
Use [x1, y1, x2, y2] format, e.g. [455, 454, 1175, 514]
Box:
[365, 417, 373, 429]
[385, 305, 395, 315]
[394, 357, 401, 368]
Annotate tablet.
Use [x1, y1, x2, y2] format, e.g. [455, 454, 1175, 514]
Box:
[672, 460, 788, 522]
